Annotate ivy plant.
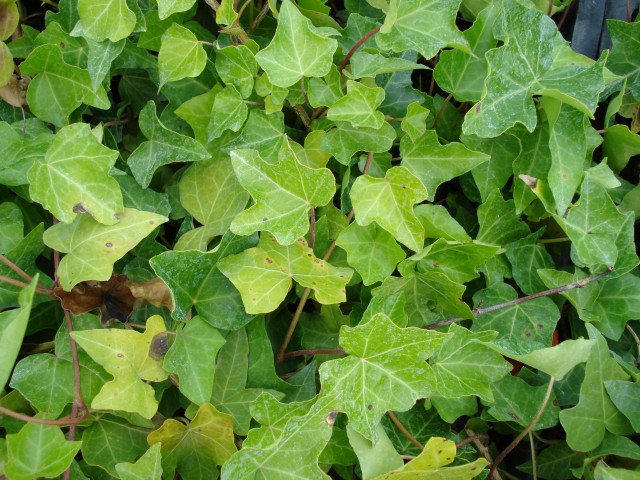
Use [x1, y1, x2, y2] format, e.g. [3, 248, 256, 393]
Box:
[0, 0, 639, 479]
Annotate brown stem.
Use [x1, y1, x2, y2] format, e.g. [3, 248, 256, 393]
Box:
[387, 411, 424, 450]
[626, 324, 640, 360]
[466, 428, 502, 480]
[456, 433, 489, 449]
[490, 377, 556, 478]
[433, 93, 453, 128]
[249, 0, 270, 33]
[0, 405, 90, 426]
[311, 106, 328, 121]
[339, 25, 381, 73]
[0, 275, 54, 298]
[292, 104, 311, 131]
[281, 348, 346, 359]
[556, 0, 576, 30]
[547, 0, 554, 16]
[426, 268, 613, 330]
[0, 253, 33, 283]
[300, 76, 313, 110]
[309, 208, 316, 249]
[627, 0, 632, 21]
[103, 118, 129, 128]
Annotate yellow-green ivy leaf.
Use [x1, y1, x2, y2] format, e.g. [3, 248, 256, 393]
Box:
[158, 23, 207, 88]
[77, 0, 136, 42]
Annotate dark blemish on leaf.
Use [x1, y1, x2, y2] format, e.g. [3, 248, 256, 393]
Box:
[60, 42, 65, 48]
[117, 353, 124, 358]
[524, 330, 532, 338]
[508, 412, 518, 419]
[446, 457, 452, 461]
[475, 104, 481, 114]
[314, 259, 320, 264]
[402, 184, 406, 189]
[438, 450, 442, 454]
[262, 217, 268, 221]
[537, 323, 544, 329]
[325, 410, 338, 425]
[307, 253, 313, 257]
[311, 281, 317, 285]
[149, 332, 169, 360]
[553, 399, 559, 406]
[73, 203, 87, 213]
[265, 257, 273, 264]
[105, 242, 113, 248]
[432, 261, 440, 268]
[367, 404, 373, 410]
[149, 220, 155, 225]
[114, 212, 123, 220]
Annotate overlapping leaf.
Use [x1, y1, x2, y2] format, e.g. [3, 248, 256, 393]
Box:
[321, 121, 396, 165]
[327, 80, 385, 129]
[77, 0, 136, 42]
[158, 23, 207, 88]
[115, 443, 163, 480]
[606, 19, 640, 101]
[229, 138, 335, 245]
[218, 234, 353, 314]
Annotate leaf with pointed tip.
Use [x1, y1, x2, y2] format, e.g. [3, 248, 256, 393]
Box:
[86, 38, 126, 90]
[255, 0, 338, 88]
[606, 19, 640, 101]
[433, 4, 498, 102]
[430, 324, 511, 402]
[20, 44, 109, 126]
[504, 230, 555, 295]
[322, 121, 396, 165]
[401, 130, 489, 201]
[70, 316, 168, 418]
[116, 443, 163, 480]
[208, 85, 248, 140]
[158, 23, 207, 88]
[220, 394, 335, 480]
[307, 65, 343, 108]
[401, 102, 430, 143]
[157, 0, 196, 20]
[415, 204, 471, 242]
[559, 326, 632, 452]
[210, 329, 270, 435]
[222, 109, 285, 163]
[43, 208, 167, 290]
[604, 380, 640, 432]
[215, 44, 258, 99]
[350, 166, 427, 252]
[327, 80, 385, 129]
[336, 222, 405, 285]
[320, 314, 444, 440]
[462, 2, 606, 138]
[371, 437, 488, 480]
[28, 123, 122, 225]
[77, 0, 136, 42]
[216, 0, 238, 25]
[218, 234, 353, 314]
[347, 424, 404, 478]
[128, 101, 209, 188]
[174, 85, 219, 144]
[476, 190, 530, 246]
[229, 139, 335, 244]
[148, 403, 236, 479]
[4, 423, 81, 480]
[376, 0, 468, 60]
[0, 120, 53, 186]
[345, 50, 427, 79]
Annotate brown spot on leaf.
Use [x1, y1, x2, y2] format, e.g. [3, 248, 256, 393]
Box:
[149, 220, 155, 225]
[367, 404, 373, 411]
[105, 242, 113, 248]
[524, 330, 532, 338]
[149, 332, 169, 360]
[60, 42, 65, 48]
[73, 203, 87, 213]
[325, 410, 338, 425]
[262, 217, 268, 221]
[117, 353, 124, 358]
[265, 257, 273, 264]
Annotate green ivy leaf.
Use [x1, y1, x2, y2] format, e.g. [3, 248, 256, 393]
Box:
[222, 109, 285, 163]
[158, 23, 207, 88]
[347, 424, 404, 479]
[345, 50, 427, 79]
[215, 44, 258, 99]
[174, 85, 219, 144]
[401, 130, 489, 201]
[320, 313, 444, 440]
[476, 190, 530, 246]
[151, 232, 257, 329]
[462, 1, 606, 137]
[430, 324, 511, 402]
[157, 0, 196, 20]
[70, 316, 168, 418]
[504, 230, 555, 295]
[604, 380, 640, 432]
[350, 166, 427, 252]
[255, 0, 338, 88]
[0, 42, 12, 88]
[606, 19, 640, 101]
[164, 317, 226, 406]
[218, 234, 353, 314]
[321, 120, 396, 165]
[229, 138, 335, 245]
[4, 423, 81, 480]
[20, 44, 109, 126]
[77, 0, 136, 42]
[335, 222, 406, 285]
[559, 325, 632, 452]
[370, 437, 488, 480]
[400, 101, 430, 143]
[327, 80, 385, 129]
[148, 402, 237, 480]
[43, 208, 167, 290]
[415, 204, 471, 243]
[376, 0, 468, 60]
[0, 120, 53, 186]
[208, 85, 248, 140]
[115, 443, 163, 480]
[128, 101, 209, 188]
[28, 123, 123, 225]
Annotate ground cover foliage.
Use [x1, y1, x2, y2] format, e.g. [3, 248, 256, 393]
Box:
[0, 0, 639, 478]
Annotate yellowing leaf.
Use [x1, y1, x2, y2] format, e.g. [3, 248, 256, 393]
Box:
[28, 123, 123, 225]
[218, 234, 353, 314]
[70, 316, 169, 419]
[371, 437, 488, 479]
[43, 208, 168, 290]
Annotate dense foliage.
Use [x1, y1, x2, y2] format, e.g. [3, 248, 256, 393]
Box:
[0, 0, 639, 478]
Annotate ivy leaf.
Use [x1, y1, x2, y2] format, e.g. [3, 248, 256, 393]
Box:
[255, 0, 338, 88]
[158, 23, 207, 88]
[504, 230, 555, 295]
[401, 130, 490, 201]
[604, 380, 640, 432]
[0, 120, 52, 187]
[70, 316, 168, 419]
[163, 317, 226, 406]
[335, 222, 406, 286]
[606, 19, 640, 101]
[174, 85, 219, 144]
[415, 204, 471, 243]
[376, 0, 468, 61]
[462, 1, 606, 138]
[347, 424, 404, 479]
[77, 0, 136, 42]
[350, 166, 427, 252]
[222, 109, 285, 163]
[86, 38, 126, 90]
[128, 101, 209, 188]
[115, 443, 163, 480]
[433, 4, 498, 102]
[215, 44, 258, 99]
[208, 85, 248, 140]
[177, 156, 249, 250]
[151, 232, 257, 329]
[0, 42, 12, 88]
[0, 279, 37, 390]
[221, 394, 335, 480]
[43, 208, 167, 290]
[320, 313, 444, 440]
[370, 437, 488, 480]
[148, 403, 236, 480]
[4, 424, 81, 480]
[472, 283, 560, 355]
[401, 102, 430, 143]
[28, 123, 123, 225]
[327, 80, 385, 129]
[430, 324, 511, 402]
[210, 329, 268, 435]
[157, 0, 196, 20]
[322, 121, 396, 165]
[559, 325, 632, 452]
[476, 190, 530, 246]
[218, 234, 353, 314]
[229, 138, 335, 245]
[345, 50, 427, 79]
[20, 44, 109, 126]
